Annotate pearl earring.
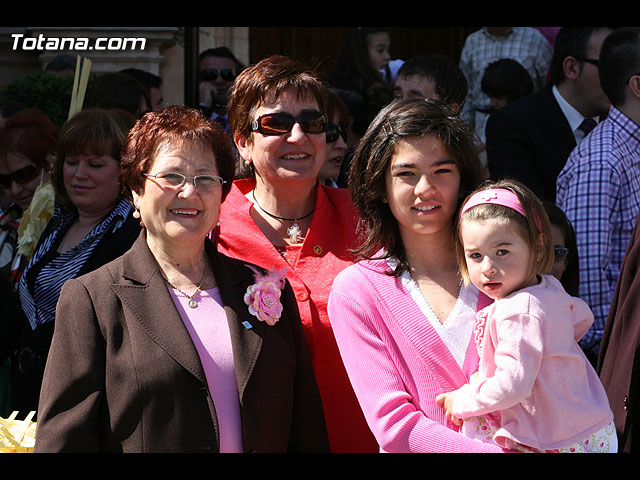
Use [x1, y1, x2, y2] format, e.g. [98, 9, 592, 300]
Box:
[132, 201, 140, 219]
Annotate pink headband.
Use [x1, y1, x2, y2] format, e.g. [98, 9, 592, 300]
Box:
[460, 188, 542, 231]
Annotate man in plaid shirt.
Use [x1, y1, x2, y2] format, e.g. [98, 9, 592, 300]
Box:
[557, 27, 640, 363]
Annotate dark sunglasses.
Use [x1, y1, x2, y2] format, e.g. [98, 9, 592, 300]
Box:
[326, 124, 348, 143]
[250, 111, 327, 136]
[0, 164, 40, 189]
[554, 246, 569, 264]
[199, 68, 237, 82]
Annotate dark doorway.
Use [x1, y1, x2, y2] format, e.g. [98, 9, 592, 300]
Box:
[248, 27, 479, 74]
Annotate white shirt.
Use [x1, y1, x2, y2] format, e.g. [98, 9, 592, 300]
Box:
[552, 85, 598, 144]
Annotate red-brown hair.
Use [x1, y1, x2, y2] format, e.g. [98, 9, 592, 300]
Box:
[227, 55, 327, 141]
[0, 108, 57, 171]
[120, 105, 235, 202]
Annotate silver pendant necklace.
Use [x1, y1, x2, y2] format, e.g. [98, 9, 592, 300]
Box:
[164, 261, 208, 308]
[252, 191, 314, 244]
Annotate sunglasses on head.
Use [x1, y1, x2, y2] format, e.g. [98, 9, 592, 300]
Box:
[326, 124, 347, 144]
[250, 111, 328, 136]
[199, 68, 237, 82]
[554, 246, 569, 264]
[0, 164, 40, 189]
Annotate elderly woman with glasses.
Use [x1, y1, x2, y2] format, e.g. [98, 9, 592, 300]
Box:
[214, 55, 378, 453]
[34, 105, 328, 453]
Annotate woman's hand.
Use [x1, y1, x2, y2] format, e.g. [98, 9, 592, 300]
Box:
[436, 391, 463, 426]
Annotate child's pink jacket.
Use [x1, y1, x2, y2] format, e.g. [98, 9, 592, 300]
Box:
[451, 275, 614, 451]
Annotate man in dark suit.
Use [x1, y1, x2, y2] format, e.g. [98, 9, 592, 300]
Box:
[485, 27, 613, 202]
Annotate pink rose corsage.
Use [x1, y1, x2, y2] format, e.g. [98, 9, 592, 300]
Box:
[244, 266, 287, 326]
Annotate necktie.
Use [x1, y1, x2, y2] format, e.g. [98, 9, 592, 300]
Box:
[578, 118, 597, 137]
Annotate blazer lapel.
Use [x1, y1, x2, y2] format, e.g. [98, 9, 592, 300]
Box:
[538, 86, 576, 162]
[109, 233, 208, 385]
[208, 242, 263, 403]
[110, 234, 265, 403]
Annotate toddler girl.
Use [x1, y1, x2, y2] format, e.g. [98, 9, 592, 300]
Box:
[436, 179, 616, 453]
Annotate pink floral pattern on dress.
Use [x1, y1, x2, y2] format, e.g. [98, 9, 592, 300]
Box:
[473, 310, 488, 355]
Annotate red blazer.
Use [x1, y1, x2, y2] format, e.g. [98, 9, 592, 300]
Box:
[215, 178, 378, 453]
[34, 232, 329, 452]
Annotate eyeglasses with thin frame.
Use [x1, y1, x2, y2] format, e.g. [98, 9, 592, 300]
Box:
[0, 164, 41, 189]
[250, 111, 328, 136]
[199, 68, 237, 82]
[575, 57, 599, 67]
[554, 246, 569, 264]
[143, 172, 227, 191]
[326, 124, 348, 144]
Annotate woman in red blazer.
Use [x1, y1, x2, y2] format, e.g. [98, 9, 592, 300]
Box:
[214, 55, 378, 453]
[34, 106, 328, 453]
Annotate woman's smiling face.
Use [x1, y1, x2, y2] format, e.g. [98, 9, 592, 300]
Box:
[235, 88, 326, 186]
[385, 135, 462, 243]
[132, 141, 223, 250]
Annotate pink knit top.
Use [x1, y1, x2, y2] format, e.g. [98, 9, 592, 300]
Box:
[169, 287, 243, 453]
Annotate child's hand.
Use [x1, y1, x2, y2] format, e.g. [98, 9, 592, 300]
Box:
[436, 391, 463, 426]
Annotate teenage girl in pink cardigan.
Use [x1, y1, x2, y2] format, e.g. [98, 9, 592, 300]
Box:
[328, 98, 505, 452]
[437, 179, 616, 452]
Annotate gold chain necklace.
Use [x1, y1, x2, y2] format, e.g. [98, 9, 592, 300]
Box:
[164, 261, 208, 308]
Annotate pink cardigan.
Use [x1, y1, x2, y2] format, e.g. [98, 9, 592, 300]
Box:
[451, 274, 614, 451]
[328, 257, 504, 452]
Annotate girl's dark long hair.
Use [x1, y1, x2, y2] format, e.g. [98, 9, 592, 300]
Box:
[347, 97, 484, 275]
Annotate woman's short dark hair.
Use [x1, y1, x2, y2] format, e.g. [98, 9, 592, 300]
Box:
[52, 108, 136, 206]
[348, 97, 484, 275]
[227, 55, 327, 141]
[120, 105, 235, 203]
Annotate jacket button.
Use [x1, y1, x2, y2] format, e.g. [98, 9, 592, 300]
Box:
[313, 245, 322, 255]
[624, 395, 629, 411]
[297, 291, 309, 301]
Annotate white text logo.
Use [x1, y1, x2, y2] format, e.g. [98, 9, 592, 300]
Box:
[11, 33, 146, 51]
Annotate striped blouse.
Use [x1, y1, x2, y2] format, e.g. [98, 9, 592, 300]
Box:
[19, 198, 132, 331]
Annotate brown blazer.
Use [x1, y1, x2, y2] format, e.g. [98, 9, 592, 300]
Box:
[34, 232, 329, 453]
[598, 215, 640, 453]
